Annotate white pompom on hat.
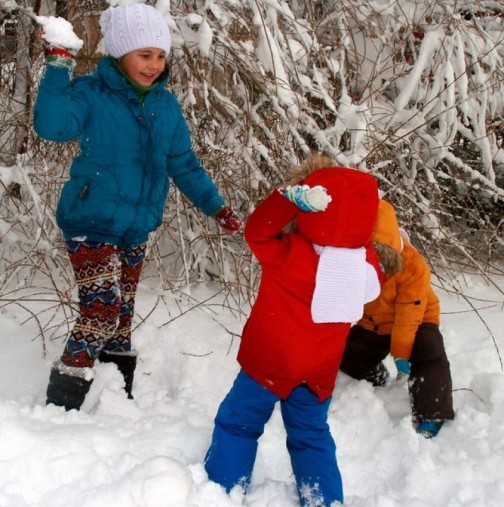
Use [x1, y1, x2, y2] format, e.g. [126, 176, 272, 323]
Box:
[99, 3, 172, 58]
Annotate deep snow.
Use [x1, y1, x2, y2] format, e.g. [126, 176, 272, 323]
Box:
[0, 271, 503, 507]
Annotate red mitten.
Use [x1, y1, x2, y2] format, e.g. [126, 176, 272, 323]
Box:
[214, 206, 243, 234]
[44, 46, 76, 69]
[36, 15, 82, 70]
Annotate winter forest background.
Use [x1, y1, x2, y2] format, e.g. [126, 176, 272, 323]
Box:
[0, 1, 504, 506]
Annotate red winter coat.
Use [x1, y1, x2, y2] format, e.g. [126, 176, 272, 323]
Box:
[237, 190, 382, 402]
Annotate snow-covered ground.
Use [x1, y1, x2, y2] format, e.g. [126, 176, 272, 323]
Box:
[0, 270, 503, 507]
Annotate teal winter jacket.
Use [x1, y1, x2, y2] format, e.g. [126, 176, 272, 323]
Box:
[34, 57, 225, 247]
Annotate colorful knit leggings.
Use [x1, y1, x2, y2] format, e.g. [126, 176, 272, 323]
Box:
[60, 240, 146, 368]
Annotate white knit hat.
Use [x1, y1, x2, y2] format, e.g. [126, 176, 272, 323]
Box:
[99, 4, 172, 58]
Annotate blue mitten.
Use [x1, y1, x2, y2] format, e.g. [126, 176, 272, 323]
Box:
[280, 185, 332, 212]
[393, 357, 411, 384]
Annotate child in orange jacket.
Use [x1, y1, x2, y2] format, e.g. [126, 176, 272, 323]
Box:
[340, 200, 455, 438]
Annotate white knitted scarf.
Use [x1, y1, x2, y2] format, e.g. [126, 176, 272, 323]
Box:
[311, 245, 380, 323]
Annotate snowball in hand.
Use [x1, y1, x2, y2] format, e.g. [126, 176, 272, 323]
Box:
[283, 185, 332, 212]
[36, 15, 84, 52]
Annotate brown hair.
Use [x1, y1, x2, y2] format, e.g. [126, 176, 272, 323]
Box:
[285, 153, 337, 187]
[281, 153, 336, 233]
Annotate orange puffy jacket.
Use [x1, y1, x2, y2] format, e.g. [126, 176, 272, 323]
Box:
[357, 240, 440, 359]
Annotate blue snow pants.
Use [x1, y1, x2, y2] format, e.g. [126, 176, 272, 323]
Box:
[204, 369, 343, 506]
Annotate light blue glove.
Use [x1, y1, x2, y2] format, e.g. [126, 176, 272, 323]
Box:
[281, 185, 332, 212]
[393, 357, 411, 384]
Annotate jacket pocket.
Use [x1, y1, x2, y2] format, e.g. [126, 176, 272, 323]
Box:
[56, 177, 120, 233]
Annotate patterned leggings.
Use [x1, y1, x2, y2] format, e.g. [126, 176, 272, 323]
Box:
[60, 240, 146, 368]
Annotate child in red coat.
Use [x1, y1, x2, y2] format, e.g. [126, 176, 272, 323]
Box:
[205, 155, 396, 506]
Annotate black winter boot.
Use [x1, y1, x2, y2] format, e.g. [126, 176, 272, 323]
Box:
[46, 365, 93, 411]
[98, 351, 137, 399]
[364, 362, 391, 387]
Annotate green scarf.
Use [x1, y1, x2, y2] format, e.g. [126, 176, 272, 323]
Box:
[112, 58, 159, 103]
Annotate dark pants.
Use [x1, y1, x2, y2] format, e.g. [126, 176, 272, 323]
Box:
[340, 324, 455, 422]
[204, 370, 343, 506]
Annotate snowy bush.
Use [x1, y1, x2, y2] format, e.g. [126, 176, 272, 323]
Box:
[1, 0, 503, 325]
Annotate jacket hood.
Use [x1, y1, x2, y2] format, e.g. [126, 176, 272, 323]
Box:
[296, 167, 379, 248]
[373, 199, 402, 252]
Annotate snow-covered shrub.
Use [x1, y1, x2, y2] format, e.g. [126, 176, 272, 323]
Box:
[167, 0, 504, 270]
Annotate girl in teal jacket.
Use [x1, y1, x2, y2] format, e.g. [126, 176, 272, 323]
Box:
[34, 3, 241, 410]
